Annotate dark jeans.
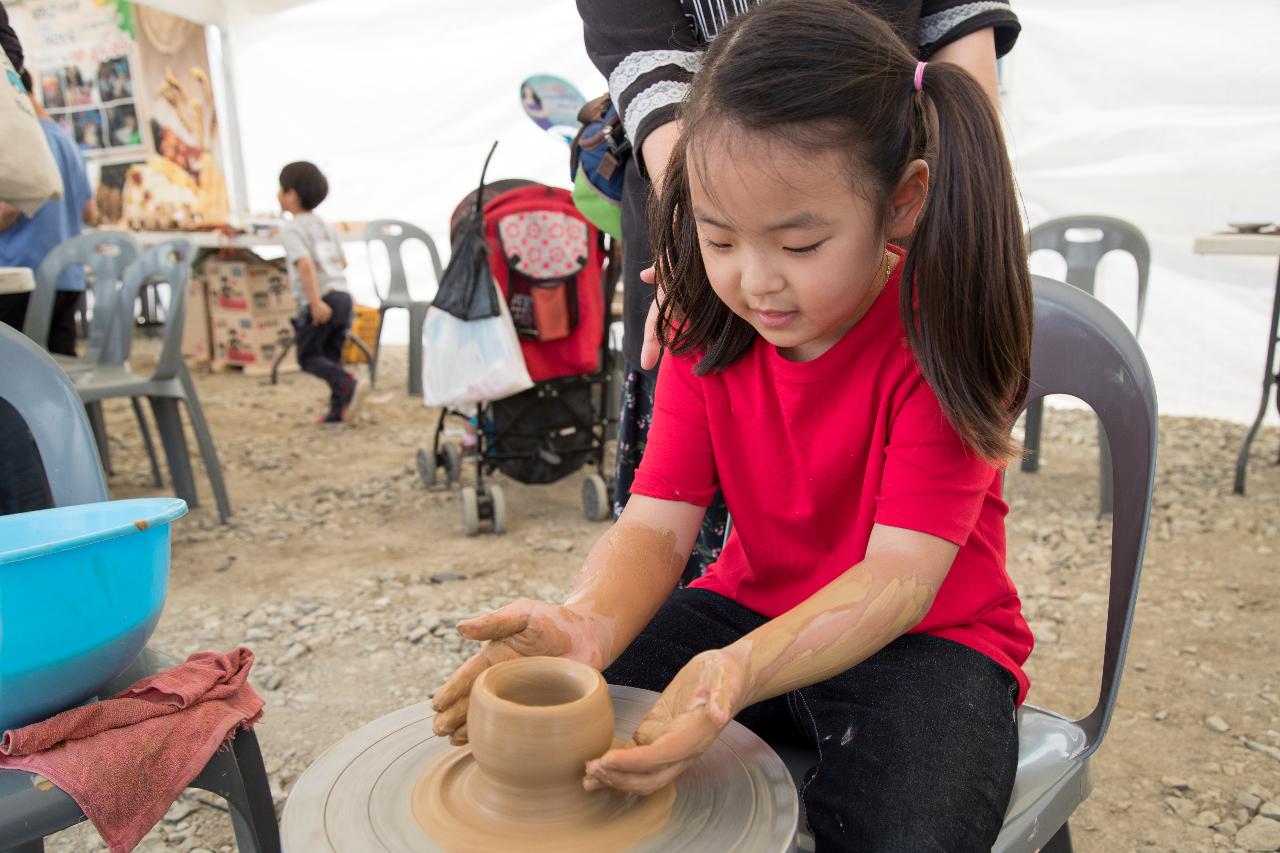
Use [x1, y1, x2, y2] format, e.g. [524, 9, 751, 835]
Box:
[293, 290, 352, 409]
[0, 290, 81, 356]
[605, 588, 1020, 852]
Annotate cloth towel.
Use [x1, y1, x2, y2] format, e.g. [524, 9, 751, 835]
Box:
[0, 647, 265, 853]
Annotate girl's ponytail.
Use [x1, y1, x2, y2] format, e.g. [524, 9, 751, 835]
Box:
[900, 61, 1033, 462]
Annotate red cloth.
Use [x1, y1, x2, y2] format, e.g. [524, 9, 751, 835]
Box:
[632, 245, 1033, 703]
[0, 648, 265, 853]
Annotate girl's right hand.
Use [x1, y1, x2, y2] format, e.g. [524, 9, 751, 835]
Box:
[429, 599, 610, 744]
[639, 265, 666, 371]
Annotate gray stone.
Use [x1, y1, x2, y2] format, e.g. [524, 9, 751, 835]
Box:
[1206, 715, 1231, 733]
[1236, 817, 1280, 851]
[1196, 811, 1224, 828]
[1162, 776, 1192, 792]
[1239, 793, 1265, 815]
[244, 627, 273, 642]
[430, 572, 468, 584]
[1167, 796, 1200, 820]
[277, 642, 308, 666]
[163, 800, 199, 823]
[1263, 803, 1280, 822]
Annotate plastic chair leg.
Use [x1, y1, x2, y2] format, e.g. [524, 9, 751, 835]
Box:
[372, 307, 388, 392]
[148, 396, 199, 509]
[408, 304, 427, 397]
[179, 368, 232, 523]
[1021, 396, 1044, 473]
[270, 336, 295, 386]
[1097, 421, 1114, 517]
[1042, 821, 1073, 853]
[84, 400, 112, 476]
[189, 730, 281, 853]
[130, 397, 164, 487]
[0, 840, 45, 853]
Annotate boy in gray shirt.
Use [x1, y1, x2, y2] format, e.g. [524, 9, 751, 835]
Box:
[278, 161, 366, 425]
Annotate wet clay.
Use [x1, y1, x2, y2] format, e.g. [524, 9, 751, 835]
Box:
[414, 657, 675, 852]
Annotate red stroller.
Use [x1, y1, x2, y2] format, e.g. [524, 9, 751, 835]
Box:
[417, 175, 620, 535]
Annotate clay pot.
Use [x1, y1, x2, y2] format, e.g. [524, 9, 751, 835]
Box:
[467, 657, 614, 809]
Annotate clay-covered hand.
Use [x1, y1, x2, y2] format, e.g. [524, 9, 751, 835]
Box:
[639, 265, 666, 371]
[583, 648, 749, 795]
[430, 599, 610, 745]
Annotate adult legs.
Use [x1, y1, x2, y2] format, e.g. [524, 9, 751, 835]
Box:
[46, 290, 83, 356]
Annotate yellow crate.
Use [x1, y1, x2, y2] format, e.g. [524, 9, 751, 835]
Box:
[343, 304, 381, 364]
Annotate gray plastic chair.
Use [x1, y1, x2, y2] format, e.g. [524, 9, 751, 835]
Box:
[71, 240, 232, 523]
[23, 232, 163, 488]
[0, 326, 280, 853]
[364, 219, 443, 396]
[1023, 216, 1152, 515]
[769, 276, 1158, 853]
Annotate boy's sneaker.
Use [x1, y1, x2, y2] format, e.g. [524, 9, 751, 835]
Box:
[339, 373, 368, 424]
[315, 408, 343, 427]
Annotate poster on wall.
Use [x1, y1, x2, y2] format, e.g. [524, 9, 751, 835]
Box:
[9, 0, 230, 229]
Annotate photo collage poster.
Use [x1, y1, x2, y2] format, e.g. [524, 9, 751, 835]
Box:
[10, 0, 230, 227]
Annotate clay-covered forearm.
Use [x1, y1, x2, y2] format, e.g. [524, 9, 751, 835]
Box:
[563, 499, 702, 667]
[725, 554, 941, 709]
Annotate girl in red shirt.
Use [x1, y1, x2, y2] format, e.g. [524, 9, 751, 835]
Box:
[433, 1, 1034, 848]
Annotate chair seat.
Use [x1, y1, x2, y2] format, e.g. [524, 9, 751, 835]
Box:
[73, 365, 173, 403]
[51, 354, 95, 375]
[0, 649, 175, 844]
[771, 705, 1091, 853]
[0, 648, 278, 853]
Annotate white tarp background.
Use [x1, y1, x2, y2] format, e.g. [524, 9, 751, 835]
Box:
[217, 0, 1280, 425]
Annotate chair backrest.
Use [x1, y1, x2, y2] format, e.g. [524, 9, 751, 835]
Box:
[0, 325, 108, 507]
[114, 239, 195, 380]
[364, 219, 443, 304]
[1027, 215, 1152, 331]
[24, 231, 140, 360]
[1023, 274, 1157, 758]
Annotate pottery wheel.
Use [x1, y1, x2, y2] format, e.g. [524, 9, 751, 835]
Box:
[282, 685, 799, 852]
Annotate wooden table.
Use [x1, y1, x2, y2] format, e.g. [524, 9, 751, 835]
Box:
[1193, 231, 1280, 494]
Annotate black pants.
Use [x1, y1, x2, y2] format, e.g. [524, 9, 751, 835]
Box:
[293, 291, 352, 409]
[604, 588, 1020, 852]
[0, 290, 82, 356]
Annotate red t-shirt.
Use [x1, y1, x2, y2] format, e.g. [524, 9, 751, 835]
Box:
[632, 245, 1033, 703]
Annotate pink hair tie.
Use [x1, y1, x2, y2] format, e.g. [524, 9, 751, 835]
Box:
[913, 61, 927, 92]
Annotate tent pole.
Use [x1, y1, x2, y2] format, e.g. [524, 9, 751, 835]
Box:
[218, 24, 250, 217]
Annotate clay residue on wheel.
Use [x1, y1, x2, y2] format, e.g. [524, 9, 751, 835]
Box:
[411, 744, 675, 852]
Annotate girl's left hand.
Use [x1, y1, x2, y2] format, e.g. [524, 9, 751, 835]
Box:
[583, 648, 750, 795]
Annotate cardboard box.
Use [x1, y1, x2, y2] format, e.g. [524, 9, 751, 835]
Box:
[210, 309, 296, 372]
[181, 276, 212, 364]
[201, 251, 296, 315]
[343, 304, 381, 364]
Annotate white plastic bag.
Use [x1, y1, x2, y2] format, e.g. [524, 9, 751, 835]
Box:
[0, 55, 64, 216]
[422, 294, 533, 409]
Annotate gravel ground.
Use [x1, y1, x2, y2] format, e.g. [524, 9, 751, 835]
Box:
[36, 346, 1280, 853]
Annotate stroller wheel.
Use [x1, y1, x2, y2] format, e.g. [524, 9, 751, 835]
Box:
[442, 442, 463, 486]
[582, 473, 611, 522]
[416, 447, 437, 489]
[461, 486, 480, 536]
[488, 483, 507, 534]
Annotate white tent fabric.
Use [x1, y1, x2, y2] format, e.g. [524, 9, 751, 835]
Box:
[210, 0, 1278, 425]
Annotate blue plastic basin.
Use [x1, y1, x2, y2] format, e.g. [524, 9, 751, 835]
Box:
[0, 498, 186, 731]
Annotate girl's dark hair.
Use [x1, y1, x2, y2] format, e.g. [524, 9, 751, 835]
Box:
[279, 161, 329, 211]
[651, 0, 1032, 461]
